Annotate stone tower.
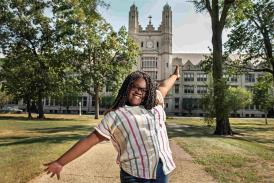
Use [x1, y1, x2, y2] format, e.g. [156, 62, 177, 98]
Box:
[128, 3, 173, 80]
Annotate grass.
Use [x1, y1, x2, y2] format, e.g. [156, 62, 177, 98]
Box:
[1, 114, 273, 183]
[166, 117, 274, 183]
[0, 113, 101, 183]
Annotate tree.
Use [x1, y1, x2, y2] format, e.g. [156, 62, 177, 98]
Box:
[54, 1, 139, 119]
[74, 24, 138, 119]
[0, 0, 76, 119]
[0, 56, 37, 119]
[226, 87, 252, 117]
[253, 74, 274, 124]
[0, 90, 12, 109]
[101, 95, 115, 109]
[225, 0, 274, 85]
[192, 0, 235, 135]
[201, 73, 215, 126]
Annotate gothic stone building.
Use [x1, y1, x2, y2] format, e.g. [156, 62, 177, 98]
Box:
[6, 4, 266, 117]
[128, 3, 265, 117]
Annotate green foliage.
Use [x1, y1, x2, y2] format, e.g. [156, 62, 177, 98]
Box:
[226, 87, 252, 115]
[100, 95, 115, 108]
[53, 3, 139, 118]
[0, 0, 111, 117]
[0, 0, 86, 117]
[225, 0, 274, 77]
[253, 74, 274, 114]
[0, 89, 12, 108]
[201, 73, 215, 126]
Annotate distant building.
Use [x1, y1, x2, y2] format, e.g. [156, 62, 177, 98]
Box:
[128, 3, 265, 117]
[3, 4, 269, 117]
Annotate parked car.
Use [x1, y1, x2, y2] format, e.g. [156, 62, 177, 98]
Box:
[0, 106, 23, 114]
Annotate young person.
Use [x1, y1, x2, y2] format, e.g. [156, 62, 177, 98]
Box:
[44, 66, 180, 182]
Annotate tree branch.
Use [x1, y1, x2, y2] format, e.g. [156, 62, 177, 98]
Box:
[225, 62, 273, 74]
[205, 0, 212, 17]
[220, 0, 235, 31]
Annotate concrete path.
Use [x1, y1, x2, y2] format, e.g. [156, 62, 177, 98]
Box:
[29, 140, 216, 183]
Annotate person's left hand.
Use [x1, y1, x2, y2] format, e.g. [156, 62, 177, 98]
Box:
[43, 160, 63, 180]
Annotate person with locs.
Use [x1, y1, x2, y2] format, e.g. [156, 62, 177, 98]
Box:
[44, 65, 180, 183]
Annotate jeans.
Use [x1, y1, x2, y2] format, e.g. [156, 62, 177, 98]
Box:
[120, 159, 168, 183]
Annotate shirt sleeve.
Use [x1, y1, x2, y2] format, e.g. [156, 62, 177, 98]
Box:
[94, 111, 116, 140]
[156, 90, 165, 108]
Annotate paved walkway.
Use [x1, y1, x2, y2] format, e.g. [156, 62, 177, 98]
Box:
[29, 140, 216, 183]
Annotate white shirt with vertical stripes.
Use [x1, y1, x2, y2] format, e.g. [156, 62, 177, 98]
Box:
[95, 91, 175, 179]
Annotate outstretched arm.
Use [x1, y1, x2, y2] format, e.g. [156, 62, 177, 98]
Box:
[44, 130, 107, 179]
[158, 65, 180, 99]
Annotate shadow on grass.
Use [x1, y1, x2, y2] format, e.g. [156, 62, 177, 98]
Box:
[232, 126, 274, 132]
[167, 124, 216, 138]
[29, 125, 93, 133]
[0, 130, 94, 147]
[0, 116, 79, 121]
[0, 134, 85, 147]
[0, 125, 94, 147]
[167, 124, 274, 146]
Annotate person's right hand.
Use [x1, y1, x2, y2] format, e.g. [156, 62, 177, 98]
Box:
[43, 161, 63, 180]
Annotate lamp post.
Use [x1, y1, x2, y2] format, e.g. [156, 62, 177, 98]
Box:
[79, 101, 82, 116]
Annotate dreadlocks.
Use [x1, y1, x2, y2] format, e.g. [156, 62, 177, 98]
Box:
[108, 71, 157, 112]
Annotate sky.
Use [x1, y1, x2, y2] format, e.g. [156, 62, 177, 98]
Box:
[99, 0, 229, 53]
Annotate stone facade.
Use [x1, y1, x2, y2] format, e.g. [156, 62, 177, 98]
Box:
[128, 4, 266, 117]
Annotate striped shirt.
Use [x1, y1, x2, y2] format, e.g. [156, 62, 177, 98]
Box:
[95, 91, 175, 179]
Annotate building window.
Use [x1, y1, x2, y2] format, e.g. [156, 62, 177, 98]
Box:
[175, 84, 179, 94]
[142, 57, 157, 68]
[166, 63, 169, 68]
[141, 42, 143, 47]
[92, 98, 95, 107]
[165, 103, 168, 108]
[197, 86, 207, 94]
[231, 75, 238, 82]
[175, 98, 179, 109]
[145, 71, 157, 80]
[157, 42, 159, 48]
[83, 97, 87, 107]
[184, 85, 194, 94]
[245, 73, 255, 82]
[184, 73, 194, 81]
[197, 73, 207, 82]
[45, 98, 50, 106]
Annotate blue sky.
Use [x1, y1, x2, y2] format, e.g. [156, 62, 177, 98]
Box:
[99, 0, 229, 53]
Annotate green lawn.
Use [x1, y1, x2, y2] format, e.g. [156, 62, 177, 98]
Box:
[0, 114, 273, 183]
[166, 117, 274, 183]
[0, 114, 100, 183]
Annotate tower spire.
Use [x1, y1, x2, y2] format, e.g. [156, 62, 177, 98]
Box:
[148, 15, 152, 25]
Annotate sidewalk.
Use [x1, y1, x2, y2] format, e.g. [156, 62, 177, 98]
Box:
[29, 140, 216, 183]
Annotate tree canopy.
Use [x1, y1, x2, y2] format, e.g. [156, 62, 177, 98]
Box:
[225, 0, 274, 82]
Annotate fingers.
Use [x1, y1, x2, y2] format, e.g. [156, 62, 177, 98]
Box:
[57, 173, 61, 180]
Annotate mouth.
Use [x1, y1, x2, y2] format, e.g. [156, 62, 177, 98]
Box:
[133, 94, 143, 100]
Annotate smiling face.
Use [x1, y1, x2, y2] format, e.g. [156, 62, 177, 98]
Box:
[127, 78, 147, 106]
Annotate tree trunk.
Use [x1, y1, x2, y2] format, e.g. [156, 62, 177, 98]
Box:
[211, 20, 232, 135]
[265, 111, 268, 125]
[26, 99, 32, 119]
[94, 85, 100, 119]
[37, 94, 45, 119]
